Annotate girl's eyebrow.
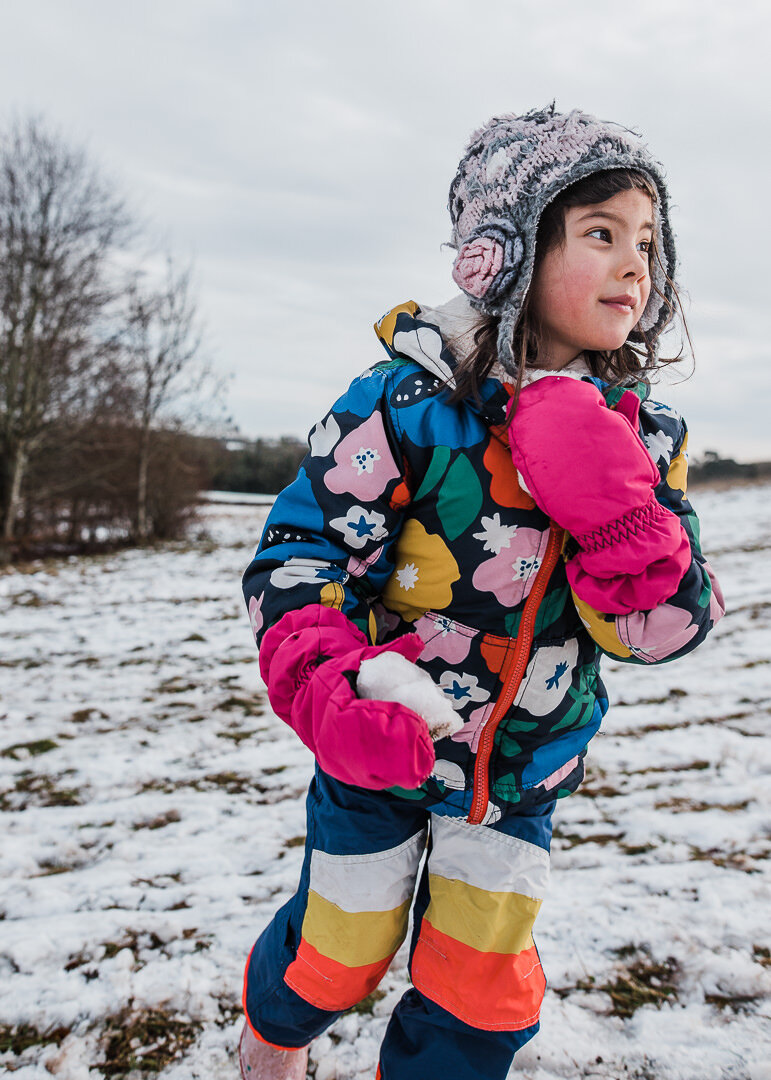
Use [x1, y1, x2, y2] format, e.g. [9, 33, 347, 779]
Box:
[577, 209, 654, 232]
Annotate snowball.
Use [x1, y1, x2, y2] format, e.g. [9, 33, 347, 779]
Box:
[357, 653, 463, 741]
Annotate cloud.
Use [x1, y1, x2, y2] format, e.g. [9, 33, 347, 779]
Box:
[0, 0, 767, 458]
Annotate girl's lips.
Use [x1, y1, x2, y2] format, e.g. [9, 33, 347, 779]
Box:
[600, 300, 634, 313]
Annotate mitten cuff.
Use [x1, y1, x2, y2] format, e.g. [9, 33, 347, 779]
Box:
[573, 492, 676, 559]
[567, 502, 692, 615]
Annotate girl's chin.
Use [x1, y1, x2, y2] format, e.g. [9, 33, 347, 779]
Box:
[587, 333, 632, 352]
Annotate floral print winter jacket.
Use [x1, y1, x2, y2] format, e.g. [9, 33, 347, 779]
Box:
[243, 301, 725, 823]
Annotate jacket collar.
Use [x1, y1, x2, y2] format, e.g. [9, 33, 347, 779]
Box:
[373, 297, 649, 429]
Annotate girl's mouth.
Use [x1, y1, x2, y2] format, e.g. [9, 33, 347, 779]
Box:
[600, 300, 634, 314]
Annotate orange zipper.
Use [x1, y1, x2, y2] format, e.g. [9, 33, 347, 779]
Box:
[467, 523, 565, 824]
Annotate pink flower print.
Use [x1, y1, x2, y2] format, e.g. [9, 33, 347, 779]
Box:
[325, 412, 400, 501]
[248, 593, 264, 642]
[704, 560, 726, 624]
[472, 527, 549, 607]
[372, 603, 402, 640]
[538, 755, 579, 792]
[415, 614, 475, 664]
[451, 701, 494, 753]
[346, 545, 384, 578]
[619, 601, 699, 662]
[451, 237, 504, 299]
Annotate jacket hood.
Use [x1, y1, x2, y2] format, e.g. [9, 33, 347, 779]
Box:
[373, 296, 512, 429]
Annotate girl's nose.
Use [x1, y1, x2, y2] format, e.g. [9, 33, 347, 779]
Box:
[619, 244, 649, 281]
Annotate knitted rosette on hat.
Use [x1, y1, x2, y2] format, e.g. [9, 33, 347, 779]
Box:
[448, 103, 677, 374]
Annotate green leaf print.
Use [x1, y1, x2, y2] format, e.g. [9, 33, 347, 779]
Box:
[414, 446, 452, 501]
[437, 454, 484, 541]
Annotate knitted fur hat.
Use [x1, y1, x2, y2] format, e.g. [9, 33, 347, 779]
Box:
[447, 103, 677, 375]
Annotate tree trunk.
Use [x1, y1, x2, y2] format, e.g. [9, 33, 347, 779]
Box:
[1, 441, 27, 543]
[136, 423, 150, 542]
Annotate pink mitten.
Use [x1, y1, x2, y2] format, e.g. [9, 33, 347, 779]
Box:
[507, 378, 691, 614]
[259, 605, 434, 790]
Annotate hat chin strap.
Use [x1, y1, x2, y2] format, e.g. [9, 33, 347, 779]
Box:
[495, 303, 520, 377]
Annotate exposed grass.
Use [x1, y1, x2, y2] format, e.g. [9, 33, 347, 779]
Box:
[552, 828, 624, 849]
[655, 798, 751, 814]
[554, 951, 679, 1018]
[132, 809, 181, 831]
[0, 1022, 70, 1055]
[0, 772, 83, 811]
[1, 738, 58, 760]
[217, 694, 265, 717]
[688, 846, 764, 872]
[346, 989, 387, 1015]
[615, 687, 688, 707]
[139, 772, 284, 798]
[94, 1008, 202, 1077]
[157, 677, 200, 694]
[216, 729, 259, 745]
[8, 589, 62, 608]
[704, 991, 761, 1013]
[753, 945, 770, 967]
[102, 930, 165, 960]
[71, 707, 108, 723]
[625, 759, 711, 777]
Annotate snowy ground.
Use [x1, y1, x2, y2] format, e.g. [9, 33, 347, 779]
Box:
[1, 486, 769, 1080]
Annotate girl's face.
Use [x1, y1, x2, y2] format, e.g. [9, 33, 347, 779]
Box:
[528, 188, 654, 370]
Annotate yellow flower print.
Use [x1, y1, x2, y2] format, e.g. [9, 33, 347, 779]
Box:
[382, 519, 460, 622]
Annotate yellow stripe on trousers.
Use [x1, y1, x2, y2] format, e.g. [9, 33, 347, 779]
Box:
[424, 874, 542, 954]
[301, 890, 413, 967]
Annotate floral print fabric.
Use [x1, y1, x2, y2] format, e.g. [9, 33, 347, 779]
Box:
[242, 302, 723, 821]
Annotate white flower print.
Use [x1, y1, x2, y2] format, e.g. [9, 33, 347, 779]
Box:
[396, 562, 419, 591]
[310, 415, 340, 457]
[437, 671, 490, 711]
[473, 513, 519, 554]
[329, 506, 388, 550]
[644, 429, 674, 466]
[512, 555, 541, 581]
[646, 401, 681, 421]
[392, 326, 455, 385]
[351, 446, 381, 475]
[270, 558, 350, 590]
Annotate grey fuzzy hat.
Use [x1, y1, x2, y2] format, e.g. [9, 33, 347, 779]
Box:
[447, 103, 677, 374]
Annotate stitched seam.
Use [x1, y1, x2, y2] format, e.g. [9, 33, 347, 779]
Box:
[385, 366, 405, 445]
[291, 950, 332, 983]
[423, 612, 478, 640]
[431, 815, 551, 861]
[575, 496, 665, 553]
[413, 966, 542, 1031]
[311, 829, 427, 868]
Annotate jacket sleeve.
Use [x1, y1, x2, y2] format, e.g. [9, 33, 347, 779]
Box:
[570, 411, 725, 664]
[242, 364, 412, 648]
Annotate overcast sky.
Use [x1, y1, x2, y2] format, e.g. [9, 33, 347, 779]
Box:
[1, 0, 769, 460]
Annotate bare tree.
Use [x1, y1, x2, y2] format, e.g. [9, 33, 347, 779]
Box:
[121, 258, 220, 542]
[0, 116, 128, 556]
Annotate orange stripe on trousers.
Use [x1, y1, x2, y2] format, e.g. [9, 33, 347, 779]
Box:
[284, 936, 395, 1011]
[411, 919, 545, 1031]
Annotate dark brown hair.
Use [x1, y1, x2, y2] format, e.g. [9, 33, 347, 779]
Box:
[448, 169, 692, 413]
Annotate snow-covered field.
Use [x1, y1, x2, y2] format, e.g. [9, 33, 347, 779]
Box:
[1, 486, 769, 1080]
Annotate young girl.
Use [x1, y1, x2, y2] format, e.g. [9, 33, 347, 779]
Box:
[238, 105, 725, 1080]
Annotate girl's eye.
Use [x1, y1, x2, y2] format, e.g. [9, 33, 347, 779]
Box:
[637, 239, 652, 254]
[587, 228, 611, 242]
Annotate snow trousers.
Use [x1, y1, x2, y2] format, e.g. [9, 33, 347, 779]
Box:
[242, 768, 555, 1080]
